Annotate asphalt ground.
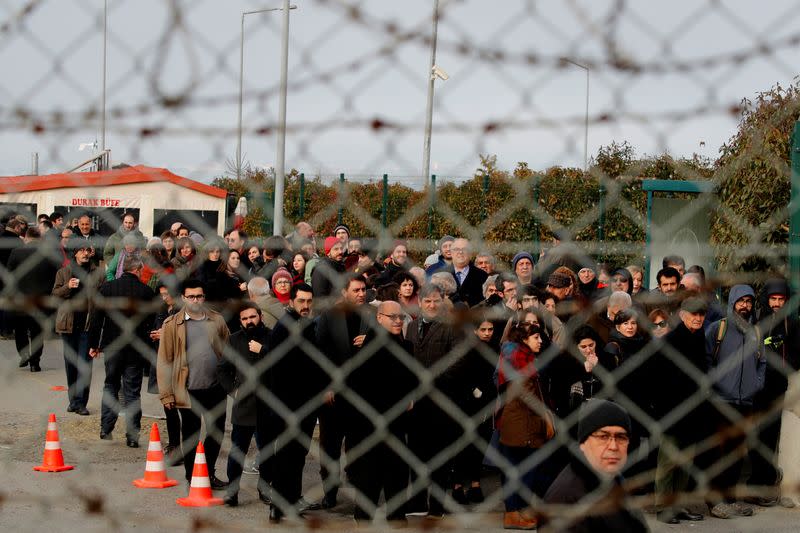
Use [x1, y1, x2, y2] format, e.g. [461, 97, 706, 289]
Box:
[1, 337, 799, 532]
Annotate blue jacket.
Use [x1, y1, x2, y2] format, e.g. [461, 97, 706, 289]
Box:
[705, 284, 765, 406]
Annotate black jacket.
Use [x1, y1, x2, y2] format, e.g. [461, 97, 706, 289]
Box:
[311, 256, 346, 307]
[218, 322, 270, 426]
[544, 455, 649, 533]
[263, 308, 327, 416]
[654, 321, 709, 441]
[8, 240, 60, 298]
[446, 262, 488, 308]
[316, 303, 375, 390]
[405, 316, 464, 399]
[345, 329, 418, 437]
[88, 272, 157, 353]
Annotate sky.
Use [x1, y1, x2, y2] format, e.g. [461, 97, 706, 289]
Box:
[1, 0, 799, 186]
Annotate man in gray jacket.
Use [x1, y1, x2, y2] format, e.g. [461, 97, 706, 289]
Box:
[701, 284, 765, 519]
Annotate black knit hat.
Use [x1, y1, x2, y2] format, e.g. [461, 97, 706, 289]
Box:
[577, 399, 631, 443]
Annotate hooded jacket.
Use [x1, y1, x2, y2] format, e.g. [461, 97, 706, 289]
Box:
[756, 278, 800, 402]
[705, 284, 765, 406]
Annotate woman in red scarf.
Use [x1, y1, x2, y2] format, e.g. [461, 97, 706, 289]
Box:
[271, 268, 293, 304]
[496, 322, 553, 530]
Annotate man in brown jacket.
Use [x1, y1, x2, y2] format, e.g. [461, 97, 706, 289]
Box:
[157, 279, 231, 488]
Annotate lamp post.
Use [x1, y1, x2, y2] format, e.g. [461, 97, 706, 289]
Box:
[272, 0, 294, 236]
[101, 0, 107, 160]
[563, 59, 589, 174]
[236, 5, 296, 181]
[421, 0, 442, 188]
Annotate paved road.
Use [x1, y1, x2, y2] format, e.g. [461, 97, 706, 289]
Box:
[1, 338, 799, 532]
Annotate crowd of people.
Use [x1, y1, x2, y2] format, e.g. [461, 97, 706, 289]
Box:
[2, 210, 799, 531]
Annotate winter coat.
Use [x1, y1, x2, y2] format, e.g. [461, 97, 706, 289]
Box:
[445, 262, 488, 308]
[218, 322, 270, 426]
[705, 284, 765, 406]
[654, 321, 710, 441]
[103, 226, 145, 264]
[52, 261, 104, 334]
[543, 455, 649, 533]
[157, 309, 230, 409]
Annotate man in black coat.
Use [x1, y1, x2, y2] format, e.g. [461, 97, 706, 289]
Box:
[314, 273, 374, 509]
[544, 400, 648, 532]
[445, 238, 488, 308]
[311, 237, 346, 310]
[345, 300, 418, 523]
[218, 302, 272, 506]
[8, 227, 60, 371]
[746, 278, 800, 505]
[0, 217, 25, 337]
[405, 283, 465, 518]
[88, 256, 157, 447]
[261, 283, 325, 522]
[652, 297, 708, 524]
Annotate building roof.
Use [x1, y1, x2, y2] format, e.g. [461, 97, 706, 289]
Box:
[0, 165, 228, 198]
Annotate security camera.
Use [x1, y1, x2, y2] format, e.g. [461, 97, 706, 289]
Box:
[431, 65, 449, 81]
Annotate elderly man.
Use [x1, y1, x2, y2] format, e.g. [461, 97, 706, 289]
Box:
[512, 252, 534, 286]
[445, 238, 488, 307]
[586, 291, 632, 344]
[653, 297, 708, 524]
[345, 300, 417, 524]
[475, 251, 496, 275]
[544, 400, 649, 532]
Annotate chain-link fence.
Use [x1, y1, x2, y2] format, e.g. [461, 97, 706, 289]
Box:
[2, 1, 800, 531]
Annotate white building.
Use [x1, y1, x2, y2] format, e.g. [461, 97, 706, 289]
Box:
[0, 165, 228, 238]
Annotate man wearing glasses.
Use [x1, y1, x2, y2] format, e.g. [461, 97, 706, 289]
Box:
[545, 399, 648, 532]
[157, 279, 231, 489]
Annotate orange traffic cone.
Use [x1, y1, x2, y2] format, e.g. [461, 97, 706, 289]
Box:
[33, 413, 74, 472]
[133, 423, 178, 489]
[176, 441, 223, 507]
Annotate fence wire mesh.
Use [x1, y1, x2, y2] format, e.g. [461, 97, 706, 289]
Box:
[2, 0, 800, 531]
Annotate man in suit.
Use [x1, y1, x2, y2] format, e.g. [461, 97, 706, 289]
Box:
[446, 238, 488, 307]
[314, 273, 374, 509]
[88, 256, 157, 448]
[405, 283, 465, 519]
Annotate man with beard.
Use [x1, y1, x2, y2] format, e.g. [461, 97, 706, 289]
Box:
[701, 285, 765, 519]
[345, 300, 417, 524]
[653, 297, 708, 524]
[314, 274, 373, 509]
[218, 302, 272, 506]
[424, 235, 455, 276]
[311, 237, 346, 309]
[262, 283, 326, 522]
[745, 278, 800, 506]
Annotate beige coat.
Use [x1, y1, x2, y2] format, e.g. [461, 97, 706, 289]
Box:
[156, 309, 230, 409]
[51, 262, 104, 334]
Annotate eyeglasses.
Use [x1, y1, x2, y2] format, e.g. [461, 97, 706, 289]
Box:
[183, 294, 205, 301]
[379, 313, 405, 322]
[654, 320, 668, 329]
[451, 247, 467, 253]
[589, 431, 630, 446]
[274, 279, 292, 286]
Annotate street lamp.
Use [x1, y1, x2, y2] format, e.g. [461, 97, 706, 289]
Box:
[563, 59, 589, 174]
[236, 4, 296, 181]
[101, 0, 107, 161]
[422, 0, 445, 188]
